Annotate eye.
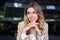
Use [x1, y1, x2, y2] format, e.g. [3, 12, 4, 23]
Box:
[33, 11, 36, 14]
[33, 12, 35, 13]
[27, 12, 30, 14]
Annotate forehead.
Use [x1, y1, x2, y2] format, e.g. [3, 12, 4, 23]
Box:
[27, 7, 35, 12]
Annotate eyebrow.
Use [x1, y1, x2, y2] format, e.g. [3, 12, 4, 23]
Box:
[27, 10, 35, 12]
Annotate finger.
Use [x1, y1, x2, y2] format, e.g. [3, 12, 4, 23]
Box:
[31, 22, 39, 25]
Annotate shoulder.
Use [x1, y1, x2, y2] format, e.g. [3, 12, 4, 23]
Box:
[18, 21, 24, 28]
[44, 22, 48, 27]
[18, 21, 24, 24]
[44, 22, 48, 25]
[42, 22, 48, 34]
[44, 22, 48, 30]
[18, 21, 24, 25]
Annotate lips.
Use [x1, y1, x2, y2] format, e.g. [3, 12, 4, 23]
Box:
[30, 18, 35, 21]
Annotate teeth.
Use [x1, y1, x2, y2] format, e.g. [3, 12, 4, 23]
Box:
[32, 17, 35, 18]
[30, 17, 35, 20]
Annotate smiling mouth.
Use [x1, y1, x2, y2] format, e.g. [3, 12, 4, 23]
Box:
[30, 18, 36, 21]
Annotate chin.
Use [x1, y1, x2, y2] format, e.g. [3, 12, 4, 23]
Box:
[30, 20, 36, 22]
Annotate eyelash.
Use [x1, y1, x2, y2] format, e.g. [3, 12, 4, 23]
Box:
[27, 12, 30, 14]
[27, 12, 36, 14]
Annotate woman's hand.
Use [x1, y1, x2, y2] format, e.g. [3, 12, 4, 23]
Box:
[22, 22, 41, 34]
[34, 25, 41, 33]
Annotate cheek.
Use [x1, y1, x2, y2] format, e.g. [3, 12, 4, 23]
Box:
[35, 14, 38, 19]
[27, 14, 30, 19]
[36, 16, 38, 20]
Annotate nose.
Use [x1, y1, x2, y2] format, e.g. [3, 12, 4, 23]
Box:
[30, 13, 34, 17]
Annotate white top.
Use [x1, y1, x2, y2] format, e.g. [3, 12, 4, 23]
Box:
[21, 29, 44, 40]
[17, 21, 48, 40]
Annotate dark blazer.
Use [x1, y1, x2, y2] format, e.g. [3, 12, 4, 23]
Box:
[17, 21, 48, 40]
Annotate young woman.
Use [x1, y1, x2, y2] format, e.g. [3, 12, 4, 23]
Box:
[17, 2, 48, 40]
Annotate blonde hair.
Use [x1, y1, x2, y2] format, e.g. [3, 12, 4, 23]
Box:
[24, 2, 45, 32]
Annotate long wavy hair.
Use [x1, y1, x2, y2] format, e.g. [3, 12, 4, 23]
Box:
[24, 2, 45, 33]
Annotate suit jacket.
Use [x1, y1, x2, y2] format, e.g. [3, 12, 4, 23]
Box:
[17, 21, 48, 40]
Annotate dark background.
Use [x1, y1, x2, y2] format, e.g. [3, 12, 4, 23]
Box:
[0, 0, 60, 40]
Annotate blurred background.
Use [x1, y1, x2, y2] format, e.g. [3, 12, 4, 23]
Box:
[0, 0, 60, 40]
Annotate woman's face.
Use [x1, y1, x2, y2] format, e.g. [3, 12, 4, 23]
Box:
[27, 7, 38, 22]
